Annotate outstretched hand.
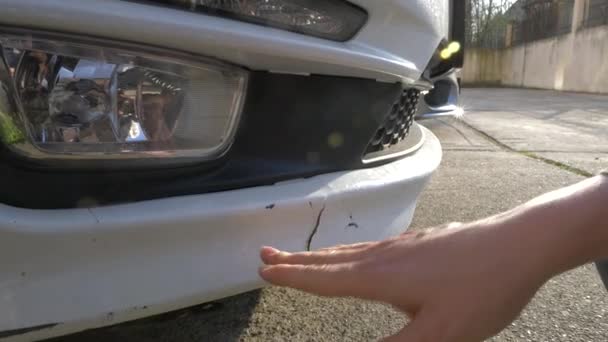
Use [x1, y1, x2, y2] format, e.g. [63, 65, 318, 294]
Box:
[259, 220, 553, 342]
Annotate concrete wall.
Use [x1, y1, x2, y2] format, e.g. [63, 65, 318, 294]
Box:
[500, 45, 525, 86]
[461, 49, 503, 86]
[562, 26, 608, 93]
[462, 0, 608, 94]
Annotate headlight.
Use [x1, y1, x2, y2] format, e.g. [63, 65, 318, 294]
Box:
[143, 0, 367, 41]
[0, 34, 247, 166]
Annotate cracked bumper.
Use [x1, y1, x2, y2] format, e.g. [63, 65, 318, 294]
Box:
[0, 125, 441, 341]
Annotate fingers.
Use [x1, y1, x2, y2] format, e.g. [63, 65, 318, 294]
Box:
[318, 242, 373, 252]
[261, 243, 377, 266]
[259, 263, 380, 300]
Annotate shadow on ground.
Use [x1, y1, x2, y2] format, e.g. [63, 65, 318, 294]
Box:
[46, 291, 261, 342]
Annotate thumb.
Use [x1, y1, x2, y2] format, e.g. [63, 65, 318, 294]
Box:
[382, 311, 436, 342]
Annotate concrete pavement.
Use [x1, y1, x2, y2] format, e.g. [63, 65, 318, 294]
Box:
[50, 88, 608, 342]
[461, 88, 608, 175]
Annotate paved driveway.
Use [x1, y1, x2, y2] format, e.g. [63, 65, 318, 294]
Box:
[51, 88, 608, 342]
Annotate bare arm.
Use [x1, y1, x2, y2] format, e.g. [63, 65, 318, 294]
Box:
[513, 175, 608, 276]
[259, 175, 608, 342]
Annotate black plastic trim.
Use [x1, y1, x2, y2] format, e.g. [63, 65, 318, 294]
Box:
[363, 88, 421, 158]
[0, 72, 422, 209]
[363, 124, 424, 164]
[451, 0, 465, 68]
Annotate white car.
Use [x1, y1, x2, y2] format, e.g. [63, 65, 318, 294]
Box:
[0, 0, 463, 340]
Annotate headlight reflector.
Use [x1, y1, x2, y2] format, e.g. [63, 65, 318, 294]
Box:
[0, 35, 247, 165]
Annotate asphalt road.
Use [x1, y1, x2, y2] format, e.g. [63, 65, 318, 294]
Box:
[52, 88, 608, 342]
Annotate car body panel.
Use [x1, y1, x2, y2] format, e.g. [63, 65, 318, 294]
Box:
[0, 0, 450, 83]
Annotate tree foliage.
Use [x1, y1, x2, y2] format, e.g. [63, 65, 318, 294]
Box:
[466, 0, 516, 48]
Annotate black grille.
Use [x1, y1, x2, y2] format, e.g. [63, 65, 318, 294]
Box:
[365, 88, 420, 155]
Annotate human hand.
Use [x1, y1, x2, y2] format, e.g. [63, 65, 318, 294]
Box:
[259, 221, 553, 342]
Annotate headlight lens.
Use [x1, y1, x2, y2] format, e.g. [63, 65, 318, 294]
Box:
[0, 35, 247, 165]
[145, 0, 367, 41]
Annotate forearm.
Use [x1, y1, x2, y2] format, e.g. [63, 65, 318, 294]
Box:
[495, 175, 608, 278]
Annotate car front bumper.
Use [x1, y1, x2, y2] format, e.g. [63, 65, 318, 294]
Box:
[0, 125, 441, 341]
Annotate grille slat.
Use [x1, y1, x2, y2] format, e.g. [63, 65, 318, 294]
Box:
[364, 88, 420, 155]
